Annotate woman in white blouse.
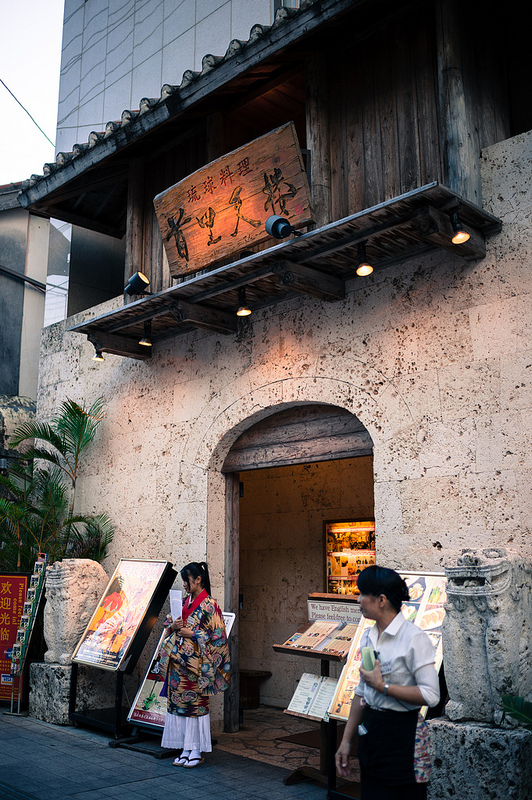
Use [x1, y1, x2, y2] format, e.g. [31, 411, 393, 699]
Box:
[336, 565, 440, 800]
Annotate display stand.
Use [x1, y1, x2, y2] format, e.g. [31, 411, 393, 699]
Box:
[69, 559, 176, 738]
[273, 594, 361, 792]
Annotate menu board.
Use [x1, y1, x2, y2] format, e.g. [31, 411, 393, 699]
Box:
[325, 520, 376, 595]
[328, 572, 447, 722]
[285, 673, 339, 721]
[73, 559, 171, 671]
[274, 619, 360, 661]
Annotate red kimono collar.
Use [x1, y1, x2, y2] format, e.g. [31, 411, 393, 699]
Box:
[183, 588, 208, 621]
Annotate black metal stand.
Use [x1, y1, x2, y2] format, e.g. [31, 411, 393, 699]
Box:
[69, 662, 131, 738]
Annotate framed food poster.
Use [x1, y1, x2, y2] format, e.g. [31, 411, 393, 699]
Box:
[325, 519, 375, 595]
[73, 559, 176, 672]
[328, 571, 446, 721]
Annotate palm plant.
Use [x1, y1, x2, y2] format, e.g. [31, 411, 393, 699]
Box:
[0, 398, 114, 572]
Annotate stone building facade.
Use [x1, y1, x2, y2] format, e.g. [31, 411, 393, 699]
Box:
[16, 2, 532, 777]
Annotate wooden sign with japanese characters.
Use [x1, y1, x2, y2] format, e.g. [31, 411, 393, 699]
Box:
[154, 121, 314, 276]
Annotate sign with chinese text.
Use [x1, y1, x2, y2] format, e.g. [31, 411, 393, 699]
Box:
[154, 121, 314, 276]
[72, 560, 170, 672]
[0, 574, 29, 700]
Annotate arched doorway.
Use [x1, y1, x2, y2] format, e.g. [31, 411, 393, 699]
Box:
[221, 403, 374, 730]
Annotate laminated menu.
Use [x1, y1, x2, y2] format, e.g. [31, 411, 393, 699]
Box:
[286, 672, 339, 721]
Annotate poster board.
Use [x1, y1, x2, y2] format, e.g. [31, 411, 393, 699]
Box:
[325, 519, 376, 596]
[285, 673, 339, 722]
[72, 559, 174, 672]
[0, 573, 29, 701]
[128, 608, 236, 731]
[328, 571, 447, 722]
[154, 121, 314, 276]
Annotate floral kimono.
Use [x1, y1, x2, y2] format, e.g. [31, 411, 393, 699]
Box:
[160, 589, 230, 718]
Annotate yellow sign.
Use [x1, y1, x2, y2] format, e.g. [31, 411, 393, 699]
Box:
[154, 121, 314, 276]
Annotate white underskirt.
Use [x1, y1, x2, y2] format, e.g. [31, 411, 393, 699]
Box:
[161, 712, 212, 752]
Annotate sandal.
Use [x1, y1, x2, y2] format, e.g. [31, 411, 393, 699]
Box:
[173, 755, 189, 766]
[183, 757, 205, 768]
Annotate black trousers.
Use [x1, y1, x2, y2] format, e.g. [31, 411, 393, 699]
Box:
[361, 778, 427, 800]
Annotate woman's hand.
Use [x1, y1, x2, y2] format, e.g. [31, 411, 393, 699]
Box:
[335, 740, 352, 777]
[177, 626, 193, 638]
[359, 659, 386, 693]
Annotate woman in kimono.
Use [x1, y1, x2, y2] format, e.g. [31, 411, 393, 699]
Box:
[160, 562, 230, 768]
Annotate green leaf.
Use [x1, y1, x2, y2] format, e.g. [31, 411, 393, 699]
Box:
[502, 696, 532, 729]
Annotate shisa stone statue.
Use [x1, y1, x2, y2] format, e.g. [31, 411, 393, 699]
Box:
[443, 547, 532, 724]
[43, 559, 108, 664]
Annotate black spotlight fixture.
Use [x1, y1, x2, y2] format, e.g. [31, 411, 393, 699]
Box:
[139, 320, 153, 347]
[265, 215, 303, 240]
[450, 211, 470, 245]
[124, 271, 152, 296]
[355, 241, 373, 276]
[236, 287, 252, 317]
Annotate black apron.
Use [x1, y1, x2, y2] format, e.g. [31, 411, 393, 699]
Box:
[357, 706, 419, 786]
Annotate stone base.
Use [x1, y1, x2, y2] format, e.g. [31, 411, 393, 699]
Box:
[429, 718, 532, 800]
[29, 662, 125, 725]
[29, 663, 72, 724]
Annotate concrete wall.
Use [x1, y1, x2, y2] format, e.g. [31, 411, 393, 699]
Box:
[36, 129, 532, 726]
[57, 0, 276, 154]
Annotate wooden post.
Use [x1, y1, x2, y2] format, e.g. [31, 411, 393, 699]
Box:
[306, 53, 332, 226]
[125, 157, 146, 302]
[224, 472, 240, 733]
[435, 0, 481, 206]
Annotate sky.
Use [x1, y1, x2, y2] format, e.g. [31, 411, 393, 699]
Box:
[0, 0, 65, 187]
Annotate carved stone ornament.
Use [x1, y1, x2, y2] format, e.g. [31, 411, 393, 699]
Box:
[443, 548, 532, 724]
[43, 559, 108, 665]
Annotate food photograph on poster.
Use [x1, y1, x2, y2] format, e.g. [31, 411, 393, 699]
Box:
[328, 571, 447, 722]
[72, 559, 170, 671]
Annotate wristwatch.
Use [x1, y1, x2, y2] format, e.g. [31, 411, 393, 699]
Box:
[383, 683, 390, 696]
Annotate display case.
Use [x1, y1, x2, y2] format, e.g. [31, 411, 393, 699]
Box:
[325, 519, 376, 595]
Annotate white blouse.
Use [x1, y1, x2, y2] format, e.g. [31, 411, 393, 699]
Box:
[354, 612, 440, 711]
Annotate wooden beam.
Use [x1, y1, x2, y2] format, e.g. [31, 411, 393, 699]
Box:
[306, 53, 332, 226]
[87, 332, 151, 360]
[411, 205, 486, 261]
[435, 0, 481, 205]
[273, 259, 345, 301]
[125, 157, 146, 295]
[170, 300, 238, 334]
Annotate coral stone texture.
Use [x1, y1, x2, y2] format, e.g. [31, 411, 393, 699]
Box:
[443, 548, 532, 723]
[429, 718, 532, 800]
[35, 131, 532, 718]
[43, 559, 109, 665]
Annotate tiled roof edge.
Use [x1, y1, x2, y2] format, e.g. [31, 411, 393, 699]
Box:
[20, 4, 309, 193]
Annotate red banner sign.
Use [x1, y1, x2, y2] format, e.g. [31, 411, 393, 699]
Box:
[154, 121, 314, 276]
[0, 574, 29, 700]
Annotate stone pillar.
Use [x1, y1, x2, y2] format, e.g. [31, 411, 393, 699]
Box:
[428, 548, 532, 799]
[29, 559, 109, 724]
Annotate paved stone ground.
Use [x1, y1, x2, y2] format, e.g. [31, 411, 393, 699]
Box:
[0, 708, 359, 800]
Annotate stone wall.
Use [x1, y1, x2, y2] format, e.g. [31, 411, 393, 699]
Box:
[36, 129, 532, 729]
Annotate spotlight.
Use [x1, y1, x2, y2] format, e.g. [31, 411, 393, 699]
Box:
[139, 321, 152, 347]
[265, 215, 303, 240]
[92, 349, 104, 362]
[124, 271, 152, 295]
[450, 211, 470, 245]
[236, 287, 252, 317]
[355, 242, 373, 276]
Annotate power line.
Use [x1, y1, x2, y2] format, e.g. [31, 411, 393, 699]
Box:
[0, 77, 55, 148]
